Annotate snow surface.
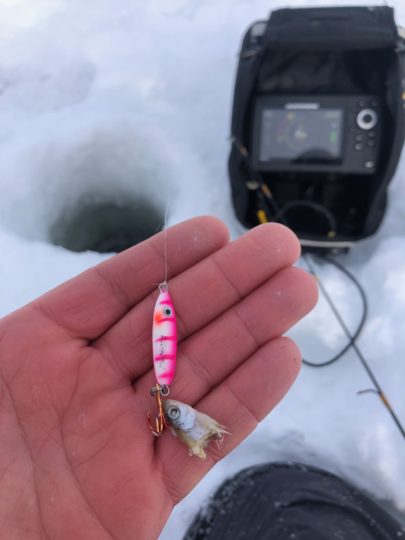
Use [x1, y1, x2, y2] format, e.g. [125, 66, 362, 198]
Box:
[1, 0, 405, 537]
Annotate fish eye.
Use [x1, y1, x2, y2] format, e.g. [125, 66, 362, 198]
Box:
[168, 406, 180, 420]
[163, 307, 172, 317]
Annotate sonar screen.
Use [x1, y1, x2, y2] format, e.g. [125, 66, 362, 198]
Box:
[259, 108, 343, 163]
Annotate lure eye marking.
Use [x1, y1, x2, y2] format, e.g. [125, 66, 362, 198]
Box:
[163, 307, 173, 317]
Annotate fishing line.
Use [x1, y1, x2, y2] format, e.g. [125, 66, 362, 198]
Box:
[162, 189, 170, 287]
[232, 140, 405, 440]
[155, 178, 172, 290]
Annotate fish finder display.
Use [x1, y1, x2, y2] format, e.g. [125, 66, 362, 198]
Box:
[259, 108, 343, 162]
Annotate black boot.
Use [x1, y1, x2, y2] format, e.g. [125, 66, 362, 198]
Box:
[184, 462, 404, 540]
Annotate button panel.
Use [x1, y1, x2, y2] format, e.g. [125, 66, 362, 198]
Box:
[348, 97, 380, 172]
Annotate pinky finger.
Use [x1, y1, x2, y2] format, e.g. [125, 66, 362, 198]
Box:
[157, 336, 301, 503]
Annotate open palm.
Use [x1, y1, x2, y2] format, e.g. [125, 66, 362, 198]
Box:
[0, 217, 317, 539]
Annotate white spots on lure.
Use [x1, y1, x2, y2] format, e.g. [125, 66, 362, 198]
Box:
[163, 399, 228, 459]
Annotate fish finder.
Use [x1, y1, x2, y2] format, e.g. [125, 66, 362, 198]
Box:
[252, 96, 381, 175]
[228, 5, 405, 249]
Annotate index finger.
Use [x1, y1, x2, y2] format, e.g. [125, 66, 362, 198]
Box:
[31, 216, 229, 340]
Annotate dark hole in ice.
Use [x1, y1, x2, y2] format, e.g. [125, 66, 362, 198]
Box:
[50, 199, 163, 253]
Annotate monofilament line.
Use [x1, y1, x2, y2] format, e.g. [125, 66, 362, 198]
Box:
[161, 180, 172, 288]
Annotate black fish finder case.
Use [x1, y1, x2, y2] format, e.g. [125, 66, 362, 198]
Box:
[229, 6, 405, 250]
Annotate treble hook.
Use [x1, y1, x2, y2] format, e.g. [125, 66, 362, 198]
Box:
[148, 384, 170, 436]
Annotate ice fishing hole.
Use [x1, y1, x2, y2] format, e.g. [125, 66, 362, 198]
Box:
[50, 198, 164, 253]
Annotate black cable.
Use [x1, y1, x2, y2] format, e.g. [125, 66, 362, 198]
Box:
[231, 138, 337, 236]
[231, 136, 405, 440]
[232, 140, 363, 367]
[302, 253, 368, 368]
[235, 136, 367, 367]
[232, 140, 364, 365]
[302, 253, 405, 439]
[273, 200, 337, 237]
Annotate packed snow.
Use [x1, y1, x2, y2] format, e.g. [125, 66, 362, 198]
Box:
[0, 0, 404, 537]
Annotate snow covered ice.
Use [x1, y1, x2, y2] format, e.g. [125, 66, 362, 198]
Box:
[0, 0, 405, 537]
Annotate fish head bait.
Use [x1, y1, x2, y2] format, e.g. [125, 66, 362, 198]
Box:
[163, 399, 228, 460]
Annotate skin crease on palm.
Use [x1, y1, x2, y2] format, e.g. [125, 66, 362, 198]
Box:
[0, 216, 318, 540]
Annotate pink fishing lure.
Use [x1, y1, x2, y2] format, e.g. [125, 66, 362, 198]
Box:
[152, 287, 177, 386]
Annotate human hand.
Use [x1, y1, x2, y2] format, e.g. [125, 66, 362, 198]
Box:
[0, 217, 317, 539]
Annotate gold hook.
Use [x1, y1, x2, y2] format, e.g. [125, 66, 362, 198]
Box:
[148, 384, 169, 436]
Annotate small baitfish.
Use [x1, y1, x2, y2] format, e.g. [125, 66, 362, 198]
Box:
[152, 287, 177, 386]
[163, 399, 228, 459]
